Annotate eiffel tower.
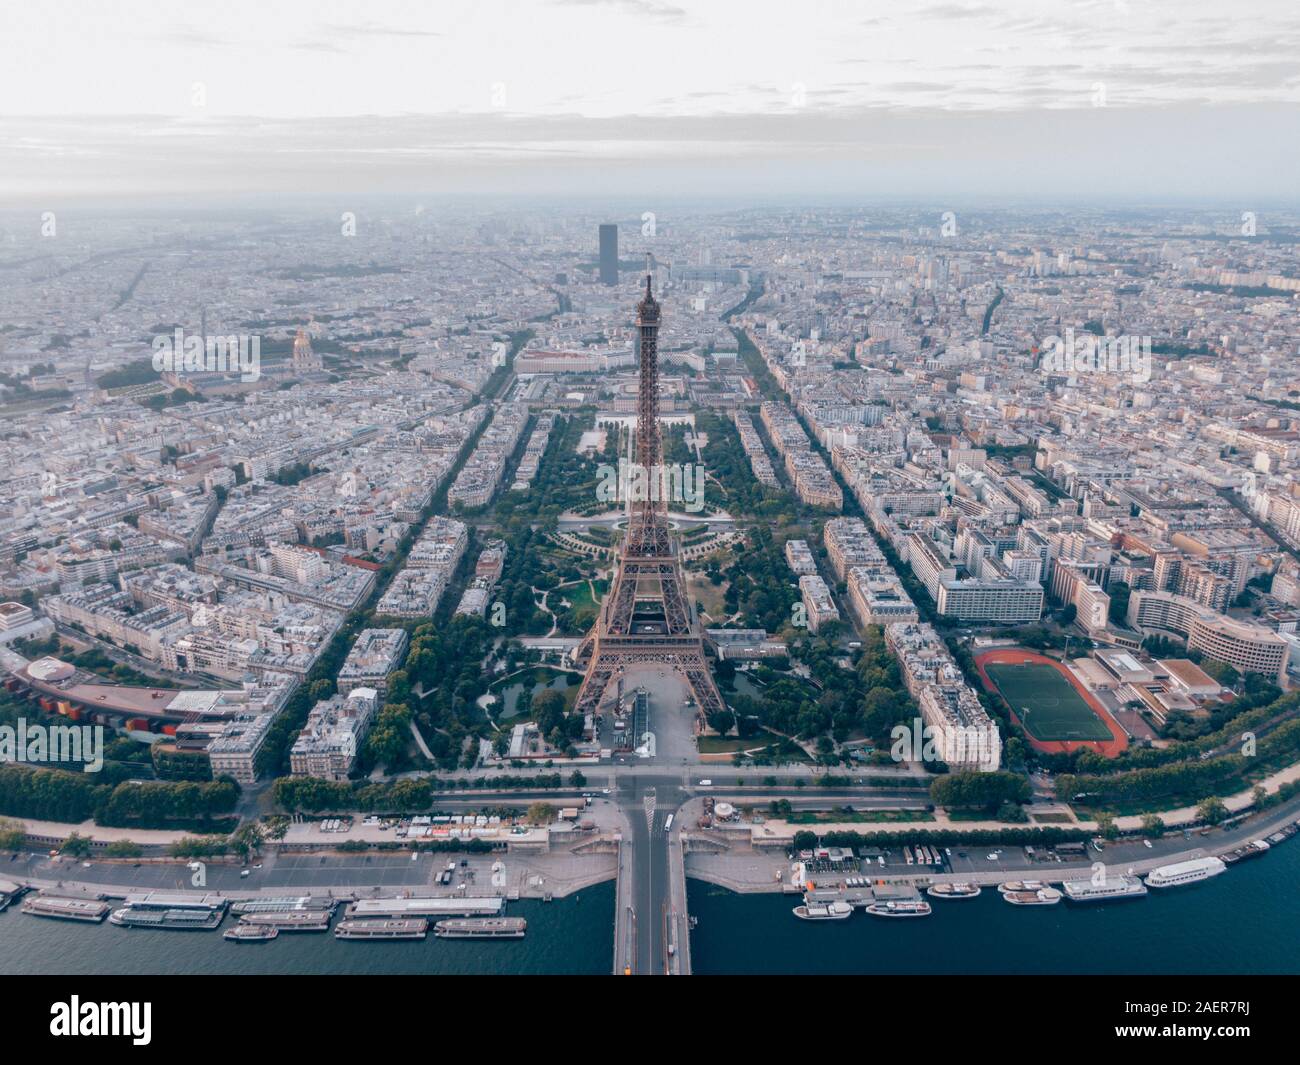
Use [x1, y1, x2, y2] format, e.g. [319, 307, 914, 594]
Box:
[571, 269, 726, 725]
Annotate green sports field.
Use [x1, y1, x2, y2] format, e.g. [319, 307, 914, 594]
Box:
[984, 661, 1113, 742]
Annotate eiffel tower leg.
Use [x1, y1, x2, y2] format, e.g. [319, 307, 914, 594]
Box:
[679, 651, 726, 721]
[574, 654, 618, 720]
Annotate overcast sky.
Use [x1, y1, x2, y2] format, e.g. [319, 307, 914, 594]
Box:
[3, 0, 1298, 203]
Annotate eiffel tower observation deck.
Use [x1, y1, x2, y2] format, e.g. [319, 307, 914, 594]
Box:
[571, 270, 726, 724]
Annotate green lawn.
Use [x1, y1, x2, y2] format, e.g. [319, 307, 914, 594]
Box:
[564, 579, 607, 613]
[697, 732, 779, 754]
[985, 661, 1112, 742]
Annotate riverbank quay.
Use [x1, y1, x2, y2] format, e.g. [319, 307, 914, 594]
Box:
[684, 792, 1300, 895]
[6, 844, 617, 904]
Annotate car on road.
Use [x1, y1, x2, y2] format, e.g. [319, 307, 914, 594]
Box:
[1143, 840, 1153, 848]
[240, 869, 250, 877]
[698, 779, 713, 787]
[985, 853, 999, 861]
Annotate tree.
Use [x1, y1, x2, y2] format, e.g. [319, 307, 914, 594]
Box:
[167, 835, 228, 858]
[228, 822, 264, 863]
[0, 817, 26, 851]
[366, 724, 405, 768]
[707, 708, 735, 737]
[526, 802, 555, 825]
[997, 801, 1028, 823]
[792, 830, 818, 850]
[104, 839, 143, 858]
[1140, 814, 1166, 838]
[930, 771, 1031, 809]
[1108, 581, 1131, 624]
[60, 833, 93, 859]
[1197, 796, 1228, 825]
[533, 689, 566, 738]
[387, 669, 412, 702]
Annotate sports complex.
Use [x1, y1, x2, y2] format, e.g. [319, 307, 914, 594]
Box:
[973, 648, 1128, 757]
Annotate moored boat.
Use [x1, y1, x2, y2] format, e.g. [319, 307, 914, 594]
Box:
[110, 907, 224, 930]
[997, 880, 1046, 894]
[1221, 840, 1269, 865]
[230, 896, 341, 915]
[865, 899, 931, 918]
[236, 910, 332, 932]
[1002, 887, 1063, 906]
[1061, 876, 1147, 903]
[926, 882, 980, 899]
[434, 917, 527, 939]
[21, 895, 110, 922]
[1144, 856, 1226, 888]
[108, 891, 226, 930]
[335, 918, 428, 940]
[224, 924, 279, 943]
[793, 901, 853, 921]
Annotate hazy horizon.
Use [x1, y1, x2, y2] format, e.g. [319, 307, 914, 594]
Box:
[4, 0, 1299, 205]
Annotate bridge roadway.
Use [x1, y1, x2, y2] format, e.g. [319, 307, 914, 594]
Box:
[606, 778, 926, 975]
[612, 773, 691, 975]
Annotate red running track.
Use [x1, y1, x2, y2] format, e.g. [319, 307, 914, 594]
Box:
[973, 647, 1128, 758]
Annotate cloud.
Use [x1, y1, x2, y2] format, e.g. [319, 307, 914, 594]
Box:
[154, 26, 232, 48]
[550, 0, 688, 24]
[325, 22, 442, 39]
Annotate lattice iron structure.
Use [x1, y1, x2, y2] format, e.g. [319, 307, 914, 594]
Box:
[571, 272, 726, 723]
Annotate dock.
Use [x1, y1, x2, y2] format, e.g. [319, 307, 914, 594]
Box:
[345, 896, 504, 919]
[0, 878, 28, 912]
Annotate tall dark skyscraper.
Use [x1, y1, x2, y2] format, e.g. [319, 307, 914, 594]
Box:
[598, 223, 618, 285]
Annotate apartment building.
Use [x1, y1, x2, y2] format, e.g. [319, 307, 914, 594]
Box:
[337, 627, 409, 698]
[823, 517, 884, 580]
[885, 621, 1001, 771]
[798, 574, 840, 633]
[290, 687, 379, 780]
[1127, 590, 1287, 681]
[784, 539, 817, 575]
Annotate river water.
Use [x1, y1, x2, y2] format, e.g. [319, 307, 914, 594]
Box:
[4, 843, 1297, 974]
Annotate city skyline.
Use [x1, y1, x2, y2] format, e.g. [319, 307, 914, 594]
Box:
[4, 0, 1300, 1002]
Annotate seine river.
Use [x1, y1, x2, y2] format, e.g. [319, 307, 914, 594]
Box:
[0, 882, 614, 976]
[690, 837, 1300, 975]
[3, 843, 1298, 974]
